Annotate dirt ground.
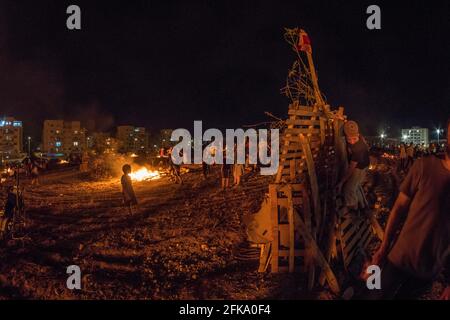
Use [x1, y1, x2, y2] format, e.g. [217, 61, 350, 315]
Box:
[0, 159, 446, 300]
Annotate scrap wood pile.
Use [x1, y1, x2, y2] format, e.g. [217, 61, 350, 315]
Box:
[247, 28, 383, 295]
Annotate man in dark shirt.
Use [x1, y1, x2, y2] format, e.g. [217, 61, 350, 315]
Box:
[370, 119, 450, 300]
[337, 120, 370, 211]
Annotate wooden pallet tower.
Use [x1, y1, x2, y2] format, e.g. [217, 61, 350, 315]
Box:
[259, 28, 381, 295]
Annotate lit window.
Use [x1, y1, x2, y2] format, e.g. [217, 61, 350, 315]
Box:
[73, 141, 79, 146]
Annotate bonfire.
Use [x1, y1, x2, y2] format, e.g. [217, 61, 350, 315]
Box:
[130, 167, 161, 181]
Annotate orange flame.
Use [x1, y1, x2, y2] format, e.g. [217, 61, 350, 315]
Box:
[130, 167, 161, 181]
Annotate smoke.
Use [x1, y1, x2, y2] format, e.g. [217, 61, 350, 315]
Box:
[0, 3, 116, 139]
[0, 3, 65, 137]
[67, 100, 115, 133]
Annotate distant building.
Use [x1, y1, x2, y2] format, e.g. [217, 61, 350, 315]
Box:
[0, 117, 23, 160]
[42, 120, 86, 155]
[86, 135, 95, 150]
[401, 127, 429, 146]
[159, 129, 173, 148]
[91, 132, 120, 154]
[116, 126, 148, 154]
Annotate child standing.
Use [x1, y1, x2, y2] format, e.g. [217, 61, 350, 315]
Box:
[233, 163, 244, 186]
[121, 164, 138, 215]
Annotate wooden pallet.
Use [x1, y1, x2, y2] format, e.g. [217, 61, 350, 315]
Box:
[269, 183, 307, 273]
[268, 183, 340, 293]
[258, 29, 383, 295]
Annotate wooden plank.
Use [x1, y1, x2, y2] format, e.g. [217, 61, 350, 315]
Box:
[371, 214, 384, 240]
[269, 184, 279, 272]
[279, 224, 290, 247]
[362, 227, 373, 249]
[318, 212, 337, 286]
[281, 165, 307, 176]
[344, 220, 370, 257]
[280, 152, 303, 159]
[295, 209, 340, 294]
[299, 133, 321, 234]
[344, 224, 371, 267]
[341, 223, 359, 244]
[340, 216, 353, 231]
[290, 184, 306, 192]
[283, 128, 320, 136]
[286, 119, 321, 126]
[344, 244, 359, 268]
[299, 184, 315, 291]
[286, 186, 295, 272]
[319, 117, 326, 145]
[287, 108, 316, 117]
[285, 144, 304, 151]
[258, 243, 272, 272]
[282, 135, 321, 145]
[284, 133, 321, 142]
[289, 159, 295, 181]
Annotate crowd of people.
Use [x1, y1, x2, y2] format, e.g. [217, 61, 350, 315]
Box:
[0, 157, 43, 187]
[122, 119, 449, 300]
[334, 119, 449, 300]
[157, 144, 254, 190]
[397, 142, 445, 172]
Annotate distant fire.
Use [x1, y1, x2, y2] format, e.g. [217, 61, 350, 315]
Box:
[381, 152, 396, 159]
[130, 167, 161, 181]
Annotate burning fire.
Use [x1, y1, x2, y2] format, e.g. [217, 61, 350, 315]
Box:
[130, 167, 161, 181]
[381, 152, 396, 159]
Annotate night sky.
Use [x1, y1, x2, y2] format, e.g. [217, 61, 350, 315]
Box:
[1, 0, 449, 141]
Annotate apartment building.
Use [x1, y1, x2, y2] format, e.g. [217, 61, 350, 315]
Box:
[116, 125, 148, 153]
[0, 117, 23, 159]
[42, 120, 86, 155]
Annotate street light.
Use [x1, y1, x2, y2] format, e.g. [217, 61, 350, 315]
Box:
[436, 129, 442, 145]
[27, 136, 31, 156]
[379, 133, 386, 147]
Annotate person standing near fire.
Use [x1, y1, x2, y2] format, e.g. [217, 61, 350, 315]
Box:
[399, 143, 407, 171]
[221, 148, 232, 190]
[168, 147, 183, 184]
[30, 160, 40, 185]
[121, 164, 138, 215]
[369, 119, 450, 300]
[406, 142, 415, 169]
[233, 163, 244, 187]
[336, 120, 370, 213]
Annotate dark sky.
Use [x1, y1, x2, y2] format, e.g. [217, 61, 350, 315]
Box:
[1, 0, 449, 141]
